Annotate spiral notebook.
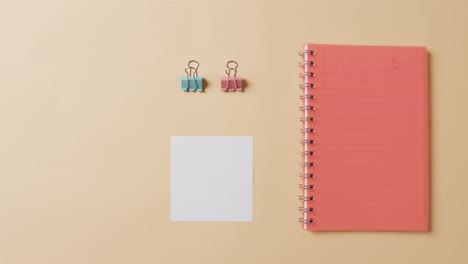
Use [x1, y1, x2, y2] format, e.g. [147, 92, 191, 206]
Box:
[299, 44, 429, 231]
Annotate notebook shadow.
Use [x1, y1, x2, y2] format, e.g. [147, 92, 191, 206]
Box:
[428, 51, 433, 232]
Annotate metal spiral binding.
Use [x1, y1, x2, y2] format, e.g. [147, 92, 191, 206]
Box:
[298, 206, 315, 212]
[298, 50, 316, 56]
[298, 184, 315, 189]
[299, 83, 315, 89]
[299, 162, 315, 167]
[299, 128, 315, 133]
[298, 72, 315, 78]
[298, 45, 315, 228]
[298, 218, 315, 224]
[299, 95, 315, 100]
[299, 117, 315, 122]
[299, 139, 315, 145]
[298, 172, 315, 178]
[299, 106, 315, 111]
[298, 195, 314, 201]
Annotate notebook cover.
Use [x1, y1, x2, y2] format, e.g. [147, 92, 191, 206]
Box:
[302, 44, 429, 231]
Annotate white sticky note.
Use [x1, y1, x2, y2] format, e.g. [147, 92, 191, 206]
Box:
[171, 136, 253, 221]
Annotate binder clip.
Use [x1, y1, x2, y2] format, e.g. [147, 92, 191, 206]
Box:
[221, 60, 243, 92]
[182, 60, 203, 92]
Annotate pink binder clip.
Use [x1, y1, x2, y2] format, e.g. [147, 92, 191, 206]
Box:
[221, 60, 243, 92]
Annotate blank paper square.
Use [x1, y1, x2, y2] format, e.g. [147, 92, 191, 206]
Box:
[170, 136, 253, 221]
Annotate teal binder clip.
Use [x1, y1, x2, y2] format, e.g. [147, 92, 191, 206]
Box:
[182, 60, 203, 92]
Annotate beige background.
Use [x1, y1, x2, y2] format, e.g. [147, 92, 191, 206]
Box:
[0, 0, 467, 263]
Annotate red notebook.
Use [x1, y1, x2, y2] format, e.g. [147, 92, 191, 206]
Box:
[299, 44, 429, 231]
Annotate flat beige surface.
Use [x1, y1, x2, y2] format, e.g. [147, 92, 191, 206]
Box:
[0, 0, 467, 263]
